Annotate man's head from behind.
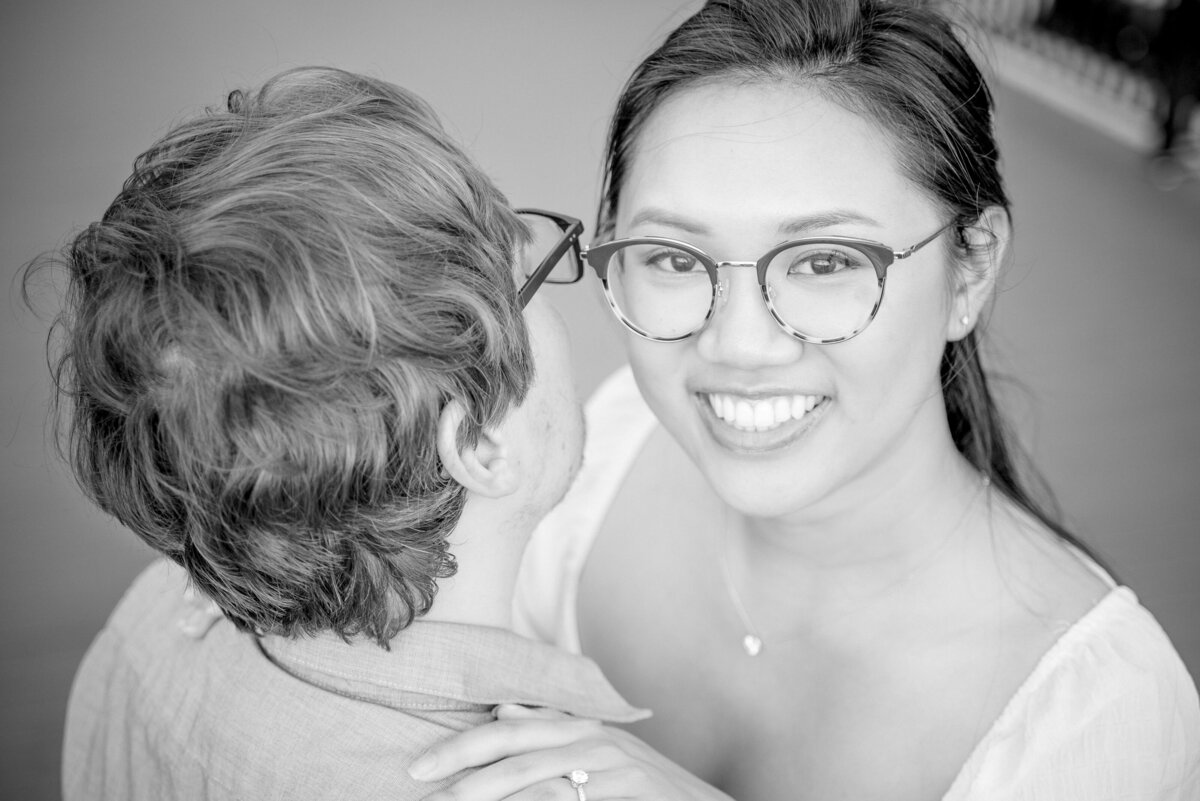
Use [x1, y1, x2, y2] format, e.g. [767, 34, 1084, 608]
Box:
[47, 67, 543, 645]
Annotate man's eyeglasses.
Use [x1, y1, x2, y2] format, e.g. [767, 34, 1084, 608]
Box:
[579, 223, 955, 343]
[515, 209, 585, 307]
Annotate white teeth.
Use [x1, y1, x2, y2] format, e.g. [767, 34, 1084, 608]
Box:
[735, 400, 754, 429]
[753, 402, 772, 429]
[705, 392, 825, 431]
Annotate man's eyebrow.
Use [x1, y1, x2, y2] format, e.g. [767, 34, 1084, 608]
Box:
[626, 208, 882, 236]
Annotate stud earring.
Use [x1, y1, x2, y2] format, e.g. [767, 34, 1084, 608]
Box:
[960, 315, 970, 327]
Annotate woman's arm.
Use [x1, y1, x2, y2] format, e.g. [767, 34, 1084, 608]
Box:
[410, 704, 735, 801]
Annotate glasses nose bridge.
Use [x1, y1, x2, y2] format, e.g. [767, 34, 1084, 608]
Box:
[712, 260, 760, 296]
[701, 257, 798, 361]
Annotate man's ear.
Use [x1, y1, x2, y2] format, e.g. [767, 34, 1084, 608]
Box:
[947, 205, 1009, 342]
[435, 399, 518, 499]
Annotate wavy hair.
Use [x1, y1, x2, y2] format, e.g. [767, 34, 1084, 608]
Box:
[33, 67, 533, 644]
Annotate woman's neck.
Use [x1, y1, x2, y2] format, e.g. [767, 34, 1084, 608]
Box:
[726, 441, 991, 619]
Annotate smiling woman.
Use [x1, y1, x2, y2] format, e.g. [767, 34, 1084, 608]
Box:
[411, 0, 1200, 799]
[612, 82, 984, 514]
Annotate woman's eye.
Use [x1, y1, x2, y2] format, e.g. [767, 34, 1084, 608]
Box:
[645, 249, 699, 273]
[789, 250, 858, 276]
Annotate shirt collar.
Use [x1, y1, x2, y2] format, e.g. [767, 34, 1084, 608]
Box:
[258, 620, 648, 724]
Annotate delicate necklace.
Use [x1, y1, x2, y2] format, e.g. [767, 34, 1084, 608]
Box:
[719, 526, 765, 656]
[719, 475, 993, 657]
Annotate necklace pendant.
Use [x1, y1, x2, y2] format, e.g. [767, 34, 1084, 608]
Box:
[742, 634, 763, 656]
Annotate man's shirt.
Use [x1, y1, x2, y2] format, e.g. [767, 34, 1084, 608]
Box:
[63, 560, 646, 800]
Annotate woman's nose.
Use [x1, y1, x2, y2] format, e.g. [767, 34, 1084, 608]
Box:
[695, 265, 803, 366]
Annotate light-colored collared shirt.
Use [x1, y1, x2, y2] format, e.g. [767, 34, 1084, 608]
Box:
[64, 560, 646, 801]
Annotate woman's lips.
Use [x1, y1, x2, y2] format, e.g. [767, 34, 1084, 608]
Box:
[695, 391, 830, 452]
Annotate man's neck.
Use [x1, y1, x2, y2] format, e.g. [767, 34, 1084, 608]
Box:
[417, 496, 531, 630]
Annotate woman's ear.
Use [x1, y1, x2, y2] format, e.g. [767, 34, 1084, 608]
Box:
[947, 205, 1009, 342]
[435, 400, 518, 499]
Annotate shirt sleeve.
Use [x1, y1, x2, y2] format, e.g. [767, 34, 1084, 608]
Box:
[950, 590, 1200, 800]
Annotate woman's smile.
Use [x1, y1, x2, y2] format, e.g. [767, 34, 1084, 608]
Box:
[694, 390, 832, 453]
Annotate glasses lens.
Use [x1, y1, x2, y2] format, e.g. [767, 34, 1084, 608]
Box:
[603, 242, 713, 339]
[763, 242, 882, 341]
[518, 212, 578, 284]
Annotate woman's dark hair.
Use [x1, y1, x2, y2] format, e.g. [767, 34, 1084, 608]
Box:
[599, 0, 1103, 565]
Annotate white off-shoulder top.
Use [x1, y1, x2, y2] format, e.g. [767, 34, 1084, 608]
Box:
[515, 365, 1200, 800]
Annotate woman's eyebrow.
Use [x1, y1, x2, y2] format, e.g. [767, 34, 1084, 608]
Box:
[778, 211, 882, 235]
[626, 208, 882, 236]
[626, 208, 710, 235]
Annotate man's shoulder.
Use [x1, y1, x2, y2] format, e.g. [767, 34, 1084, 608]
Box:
[104, 558, 197, 630]
[66, 560, 460, 800]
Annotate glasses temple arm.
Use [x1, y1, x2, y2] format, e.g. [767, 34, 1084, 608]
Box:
[894, 221, 956, 259]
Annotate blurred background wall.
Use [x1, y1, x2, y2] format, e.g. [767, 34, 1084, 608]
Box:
[2, 2, 1197, 798]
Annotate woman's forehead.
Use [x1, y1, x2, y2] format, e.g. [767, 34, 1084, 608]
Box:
[620, 82, 924, 234]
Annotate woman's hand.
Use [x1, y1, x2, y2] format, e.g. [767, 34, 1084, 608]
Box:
[410, 704, 734, 801]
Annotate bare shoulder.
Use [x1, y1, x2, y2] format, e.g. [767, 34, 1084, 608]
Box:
[580, 424, 718, 604]
[986, 497, 1116, 641]
[575, 425, 735, 775]
[621, 425, 709, 508]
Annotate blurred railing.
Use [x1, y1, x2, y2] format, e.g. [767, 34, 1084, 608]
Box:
[963, 0, 1198, 187]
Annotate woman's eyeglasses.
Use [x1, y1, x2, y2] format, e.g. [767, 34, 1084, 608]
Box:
[581, 223, 954, 343]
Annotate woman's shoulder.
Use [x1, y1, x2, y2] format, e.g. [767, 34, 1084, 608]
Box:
[545, 363, 658, 528]
[512, 365, 658, 651]
[1047, 588, 1197, 705]
[949, 587, 1200, 799]
[585, 363, 657, 437]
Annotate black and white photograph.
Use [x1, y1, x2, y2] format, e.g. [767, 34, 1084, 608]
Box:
[2, 1, 1198, 799]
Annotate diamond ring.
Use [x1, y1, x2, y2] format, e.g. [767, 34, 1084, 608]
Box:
[567, 769, 589, 801]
